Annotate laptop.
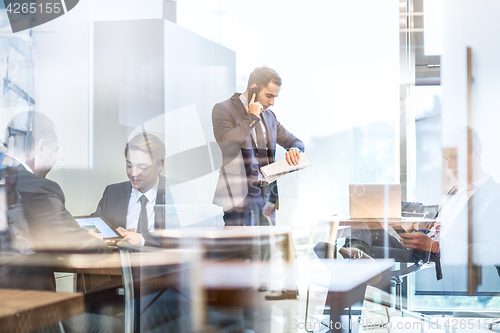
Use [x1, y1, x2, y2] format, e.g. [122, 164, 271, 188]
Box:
[75, 216, 123, 241]
[349, 184, 401, 219]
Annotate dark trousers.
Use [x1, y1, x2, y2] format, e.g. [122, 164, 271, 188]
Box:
[223, 183, 275, 227]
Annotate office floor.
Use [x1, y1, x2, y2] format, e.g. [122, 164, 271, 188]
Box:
[53, 228, 499, 333]
[258, 247, 498, 333]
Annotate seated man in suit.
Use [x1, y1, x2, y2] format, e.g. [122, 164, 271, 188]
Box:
[94, 132, 176, 246]
[0, 111, 118, 332]
[2, 112, 110, 286]
[93, 133, 199, 331]
[338, 127, 500, 281]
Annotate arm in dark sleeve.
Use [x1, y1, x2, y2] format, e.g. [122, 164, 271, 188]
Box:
[212, 102, 260, 146]
[25, 183, 110, 254]
[142, 233, 163, 247]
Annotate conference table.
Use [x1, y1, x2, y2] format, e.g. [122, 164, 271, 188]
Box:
[0, 249, 204, 332]
[0, 289, 83, 333]
[0, 226, 295, 332]
[153, 225, 294, 263]
[0, 225, 390, 332]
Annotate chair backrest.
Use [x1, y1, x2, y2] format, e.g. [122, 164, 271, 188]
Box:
[401, 202, 440, 219]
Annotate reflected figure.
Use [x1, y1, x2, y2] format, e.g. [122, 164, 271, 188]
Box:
[0, 112, 117, 332]
[2, 111, 109, 265]
[212, 66, 305, 226]
[339, 126, 500, 282]
[439, 127, 500, 265]
[94, 132, 177, 246]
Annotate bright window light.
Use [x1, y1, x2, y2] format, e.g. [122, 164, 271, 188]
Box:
[424, 0, 443, 56]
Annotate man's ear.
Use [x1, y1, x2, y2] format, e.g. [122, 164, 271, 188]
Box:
[157, 159, 165, 173]
[35, 139, 47, 157]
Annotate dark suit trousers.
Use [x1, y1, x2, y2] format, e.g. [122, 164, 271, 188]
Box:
[222, 184, 275, 284]
[223, 183, 275, 227]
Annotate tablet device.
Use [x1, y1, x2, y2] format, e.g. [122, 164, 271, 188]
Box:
[75, 216, 123, 241]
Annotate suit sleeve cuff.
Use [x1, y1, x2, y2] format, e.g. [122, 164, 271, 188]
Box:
[248, 114, 260, 128]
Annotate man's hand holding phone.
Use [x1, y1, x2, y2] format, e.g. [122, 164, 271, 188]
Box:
[246, 85, 263, 116]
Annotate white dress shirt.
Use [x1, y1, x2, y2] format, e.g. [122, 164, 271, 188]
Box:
[239, 93, 268, 149]
[434, 174, 490, 239]
[126, 179, 159, 239]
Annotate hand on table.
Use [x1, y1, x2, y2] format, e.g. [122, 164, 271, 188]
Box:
[400, 232, 439, 253]
[117, 227, 144, 246]
[286, 148, 300, 166]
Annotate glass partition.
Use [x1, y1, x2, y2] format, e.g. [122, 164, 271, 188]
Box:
[2, 0, 500, 331]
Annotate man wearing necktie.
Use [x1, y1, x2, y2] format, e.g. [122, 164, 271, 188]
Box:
[94, 132, 177, 246]
[212, 67, 304, 299]
[338, 127, 500, 281]
[212, 66, 305, 227]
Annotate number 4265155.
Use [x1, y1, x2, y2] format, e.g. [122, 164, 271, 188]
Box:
[6, 2, 61, 14]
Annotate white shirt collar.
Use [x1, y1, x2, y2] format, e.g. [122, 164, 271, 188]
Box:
[239, 93, 249, 107]
[456, 173, 490, 192]
[6, 155, 33, 174]
[472, 173, 490, 189]
[131, 179, 159, 204]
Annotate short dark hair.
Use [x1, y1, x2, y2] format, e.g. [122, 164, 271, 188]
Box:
[4, 111, 57, 155]
[246, 66, 282, 91]
[124, 132, 165, 163]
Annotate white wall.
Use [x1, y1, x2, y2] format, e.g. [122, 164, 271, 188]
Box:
[177, 0, 401, 223]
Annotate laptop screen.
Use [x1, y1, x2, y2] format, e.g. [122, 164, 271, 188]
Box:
[349, 184, 401, 219]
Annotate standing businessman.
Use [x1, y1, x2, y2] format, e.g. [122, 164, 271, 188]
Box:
[212, 66, 304, 227]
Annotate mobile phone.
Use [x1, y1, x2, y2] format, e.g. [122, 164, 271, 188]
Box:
[248, 86, 259, 103]
[392, 225, 407, 235]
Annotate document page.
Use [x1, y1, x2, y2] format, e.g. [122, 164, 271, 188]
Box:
[260, 152, 311, 183]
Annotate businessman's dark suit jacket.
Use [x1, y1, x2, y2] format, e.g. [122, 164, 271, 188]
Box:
[1, 166, 110, 291]
[93, 176, 178, 246]
[212, 93, 304, 219]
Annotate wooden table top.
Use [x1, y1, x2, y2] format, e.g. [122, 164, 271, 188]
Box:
[0, 249, 202, 276]
[0, 289, 83, 333]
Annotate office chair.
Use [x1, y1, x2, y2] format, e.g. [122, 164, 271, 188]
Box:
[312, 242, 435, 318]
[401, 202, 440, 219]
